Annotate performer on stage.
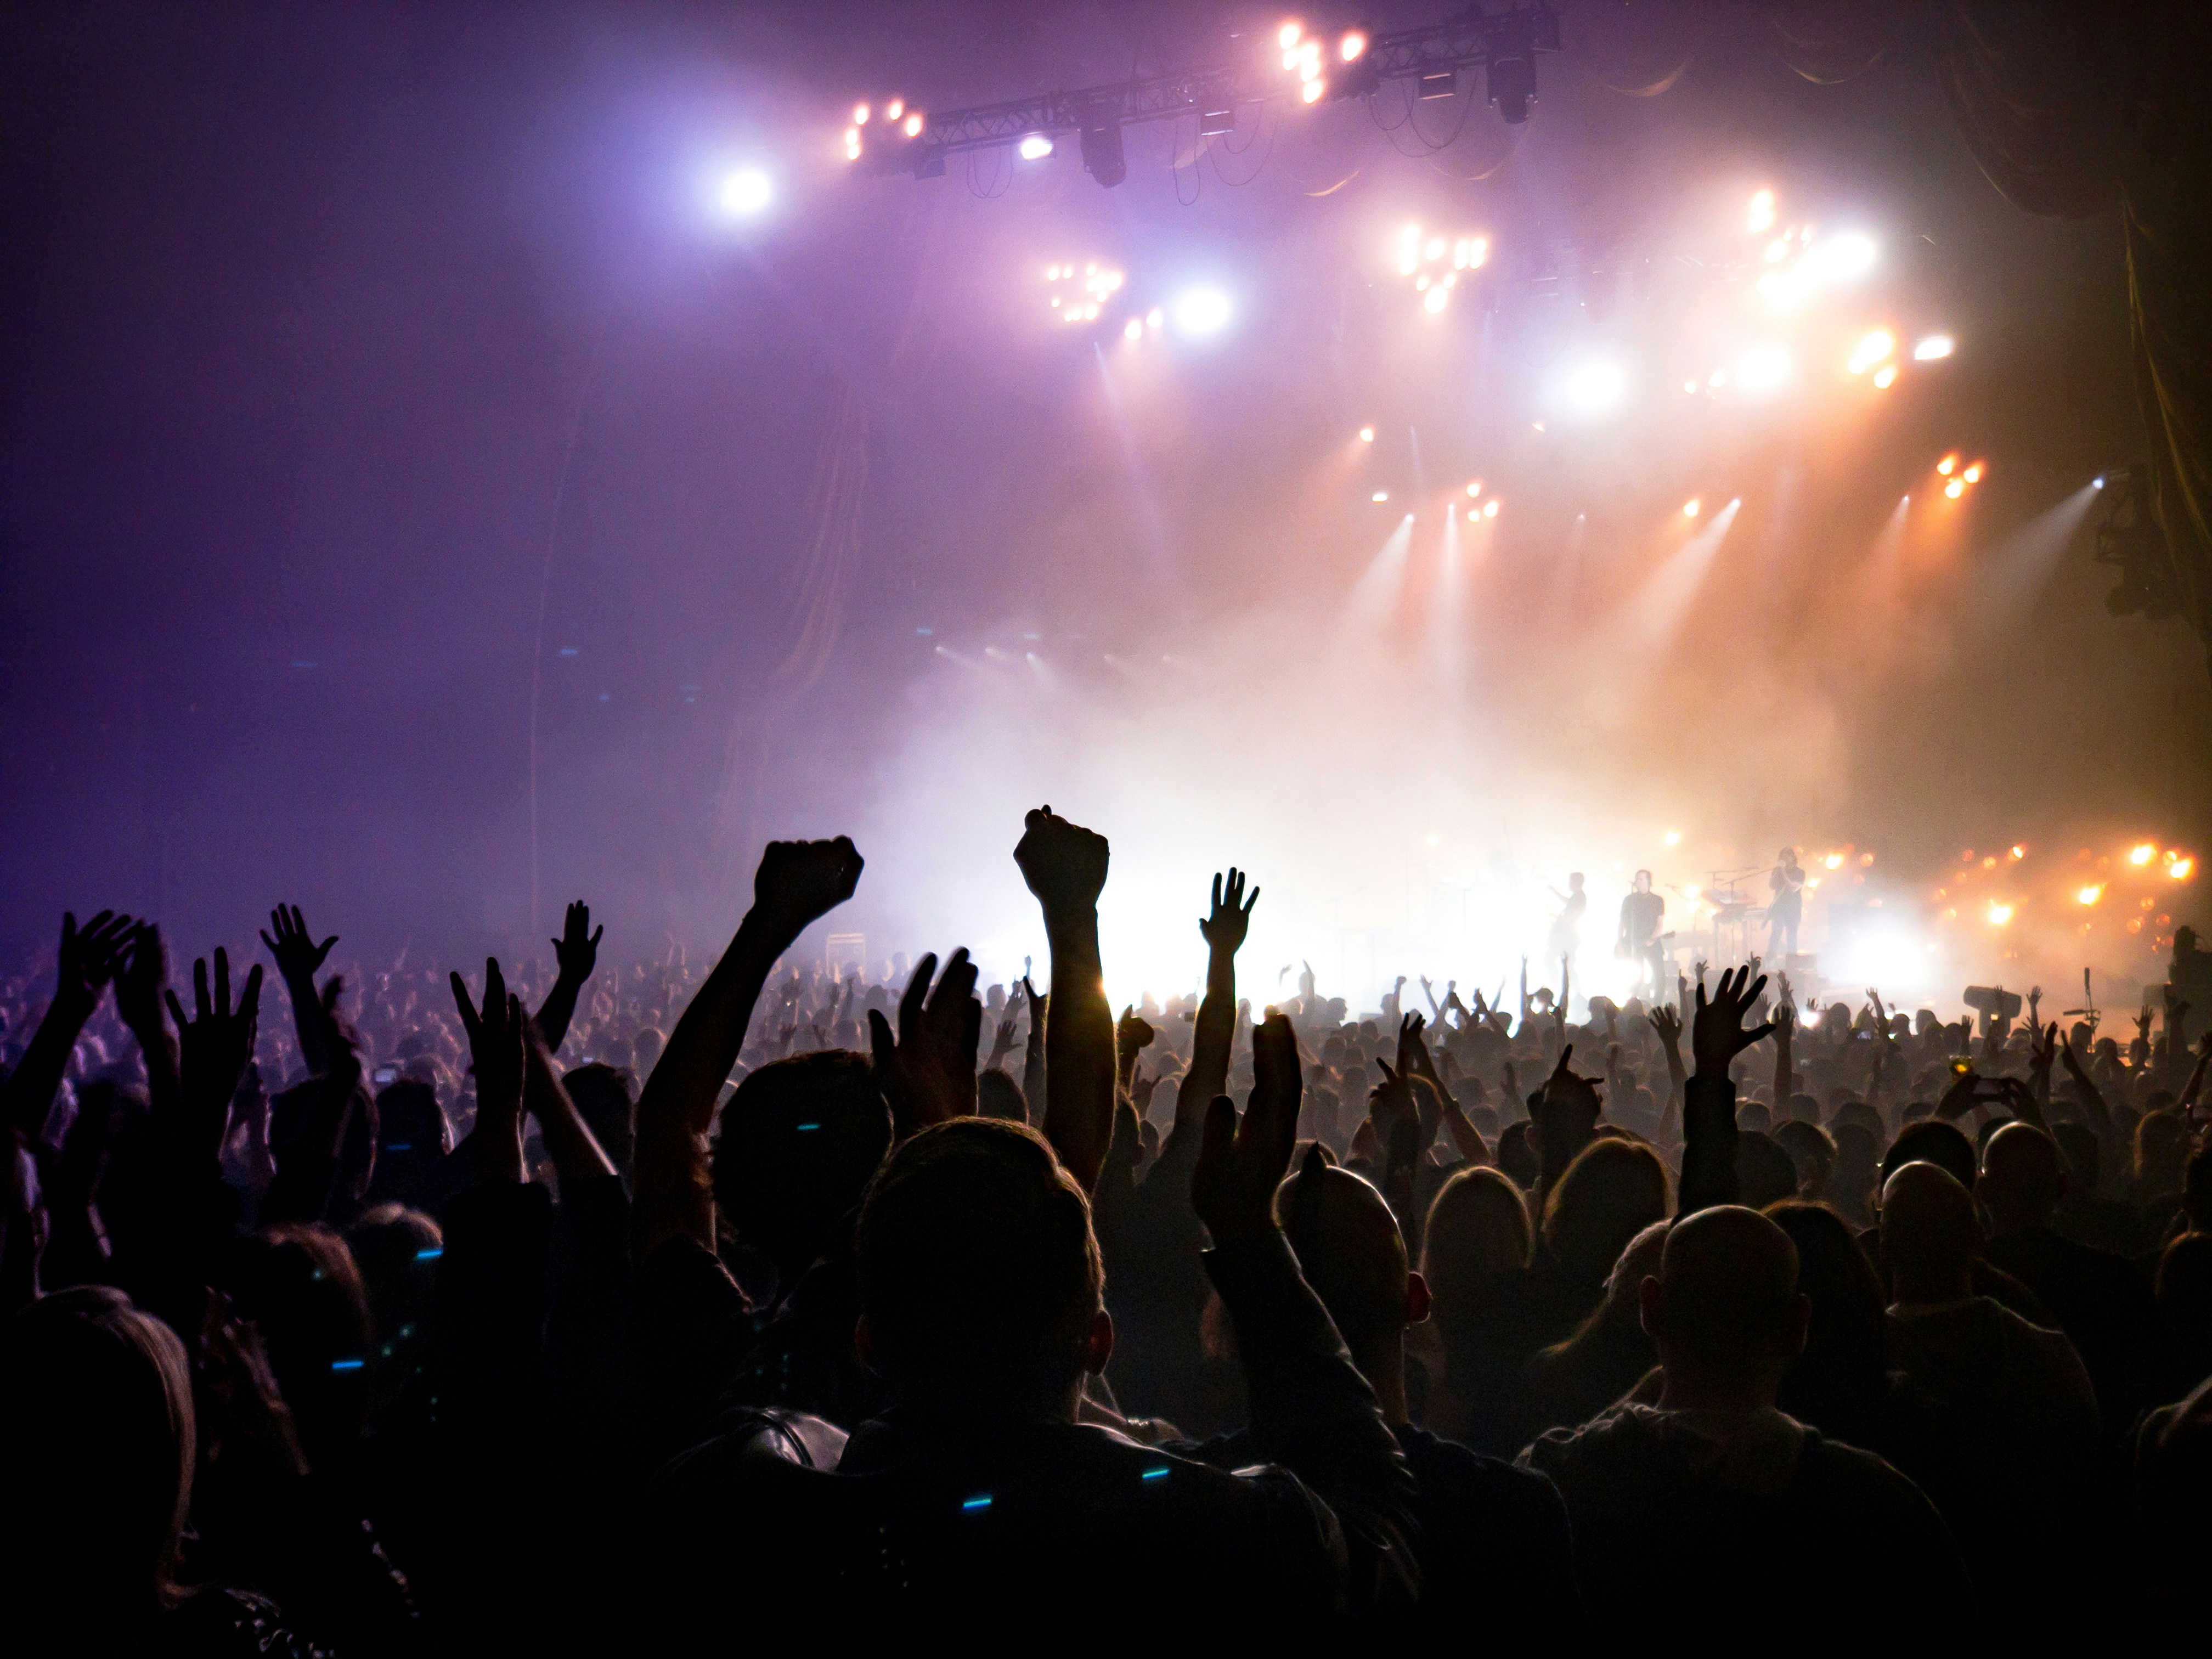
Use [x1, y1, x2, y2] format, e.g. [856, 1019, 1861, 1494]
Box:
[1617, 868, 1668, 997]
[1767, 847, 1805, 959]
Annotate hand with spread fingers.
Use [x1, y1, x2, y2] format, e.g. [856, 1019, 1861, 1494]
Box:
[868, 947, 983, 1135]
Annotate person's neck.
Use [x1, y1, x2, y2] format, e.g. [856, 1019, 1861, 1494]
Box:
[1352, 1334, 1410, 1425]
[1654, 1356, 1780, 1414]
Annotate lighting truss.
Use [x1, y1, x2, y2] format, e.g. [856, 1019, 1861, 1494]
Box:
[854, 3, 1562, 181]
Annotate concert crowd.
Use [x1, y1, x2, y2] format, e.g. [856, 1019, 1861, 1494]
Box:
[3, 808, 2209, 1651]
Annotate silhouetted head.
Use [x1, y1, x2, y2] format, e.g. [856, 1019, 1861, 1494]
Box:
[712, 1050, 892, 1286]
[222, 1224, 372, 1470]
[1879, 1162, 1980, 1305]
[0, 1286, 194, 1614]
[345, 1203, 441, 1362]
[1979, 1122, 2067, 1235]
[1276, 1147, 1427, 1358]
[1881, 1119, 1976, 1193]
[2155, 1232, 2212, 1386]
[976, 1066, 1026, 1121]
[2136, 1111, 2190, 1194]
[1633, 870, 1652, 893]
[1736, 1129, 1801, 1208]
[1422, 1165, 1532, 1328]
[1543, 1137, 1671, 1285]
[855, 1118, 1108, 1419]
[562, 1062, 637, 1180]
[1640, 1205, 1808, 1407]
[1568, 872, 1585, 891]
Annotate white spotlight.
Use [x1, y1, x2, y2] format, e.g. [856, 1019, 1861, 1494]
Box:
[1737, 345, 1791, 392]
[720, 170, 772, 215]
[1913, 334, 1955, 361]
[1565, 361, 1627, 414]
[1018, 133, 1054, 160]
[1808, 234, 1876, 281]
[1172, 288, 1233, 335]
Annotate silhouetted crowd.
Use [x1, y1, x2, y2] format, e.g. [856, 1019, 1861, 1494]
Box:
[4, 810, 2209, 1652]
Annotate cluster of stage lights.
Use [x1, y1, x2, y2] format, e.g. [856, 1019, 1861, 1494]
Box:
[844, 97, 924, 162]
[1277, 19, 1372, 106]
[1932, 838, 2194, 943]
[1934, 452, 1985, 499]
[1044, 261, 1126, 326]
[1393, 224, 1490, 317]
[1036, 261, 1232, 342]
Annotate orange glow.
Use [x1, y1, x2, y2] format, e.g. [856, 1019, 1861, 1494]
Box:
[1937, 455, 1957, 476]
[2131, 842, 2157, 865]
[1683, 498, 1701, 518]
[1465, 480, 1483, 498]
[2174, 857, 2196, 881]
[2078, 885, 2104, 906]
[1823, 853, 1844, 870]
[2011, 845, 2026, 859]
[1945, 479, 1965, 499]
[1962, 461, 1984, 483]
[1872, 364, 1898, 388]
[1482, 497, 1500, 518]
[1987, 902, 2015, 926]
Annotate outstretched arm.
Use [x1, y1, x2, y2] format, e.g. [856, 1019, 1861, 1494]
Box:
[631, 839, 862, 1261]
[532, 900, 603, 1057]
[3, 911, 133, 1146]
[1678, 964, 1772, 1217]
[1187, 868, 1259, 1125]
[1015, 807, 1115, 1193]
[261, 904, 339, 1075]
[113, 923, 180, 1120]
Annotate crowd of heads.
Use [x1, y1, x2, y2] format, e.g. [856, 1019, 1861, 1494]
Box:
[3, 808, 2211, 1649]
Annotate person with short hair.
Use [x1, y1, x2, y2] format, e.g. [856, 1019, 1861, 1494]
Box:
[1520, 1205, 1968, 1634]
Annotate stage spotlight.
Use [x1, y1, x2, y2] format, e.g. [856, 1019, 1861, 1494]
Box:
[1359, 425, 1375, 442]
[1483, 496, 1500, 518]
[1683, 498, 1701, 518]
[1279, 21, 1302, 50]
[1079, 114, 1126, 187]
[854, 103, 871, 125]
[1423, 286, 1447, 314]
[1962, 461, 1983, 483]
[1809, 234, 1876, 281]
[1488, 52, 1536, 123]
[720, 170, 772, 215]
[1849, 329, 1895, 374]
[1747, 189, 1776, 233]
[844, 128, 862, 160]
[1302, 80, 1324, 103]
[885, 98, 905, 121]
[1872, 365, 1898, 388]
[1913, 334, 1955, 360]
[1172, 288, 1233, 334]
[1372, 491, 1391, 503]
[2131, 842, 2157, 865]
[1018, 133, 1053, 160]
[2094, 475, 2106, 488]
[1341, 29, 1367, 60]
[1937, 455, 1957, 475]
[1664, 830, 1683, 846]
[1122, 317, 1142, 340]
[1147, 307, 1163, 329]
[1944, 479, 1965, 499]
[1987, 902, 2014, 926]
[2174, 857, 2196, 880]
[1465, 480, 1482, 497]
[1737, 346, 1791, 392]
[1565, 360, 1627, 413]
[2079, 884, 2104, 906]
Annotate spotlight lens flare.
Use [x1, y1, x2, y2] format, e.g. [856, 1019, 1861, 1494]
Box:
[1937, 455, 1956, 475]
[1737, 345, 1791, 392]
[1987, 902, 2014, 926]
[719, 170, 772, 215]
[1849, 329, 1895, 374]
[1018, 133, 1053, 160]
[1279, 21, 1301, 50]
[1301, 78, 1324, 103]
[1482, 497, 1499, 518]
[1358, 425, 1374, 443]
[854, 103, 870, 125]
[1913, 334, 1955, 361]
[2079, 885, 2104, 906]
[2131, 842, 2157, 865]
[1341, 30, 1367, 61]
[1565, 361, 1627, 413]
[1944, 478, 1965, 499]
[904, 112, 924, 137]
[1962, 461, 1984, 483]
[1172, 289, 1233, 335]
[1683, 498, 1701, 518]
[1872, 364, 1898, 388]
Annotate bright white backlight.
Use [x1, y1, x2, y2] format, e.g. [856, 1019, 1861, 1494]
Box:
[1913, 334, 1955, 361]
[1737, 345, 1792, 392]
[1565, 361, 1627, 413]
[1809, 234, 1876, 281]
[1018, 133, 1053, 160]
[1173, 289, 1234, 335]
[720, 170, 772, 215]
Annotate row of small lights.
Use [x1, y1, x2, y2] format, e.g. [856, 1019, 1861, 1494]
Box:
[1355, 426, 1504, 517]
[1279, 19, 1370, 105]
[1933, 840, 2194, 939]
[845, 98, 924, 161]
[1394, 224, 1490, 317]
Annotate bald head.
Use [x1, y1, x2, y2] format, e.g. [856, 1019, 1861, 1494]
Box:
[1880, 1161, 1981, 1304]
[1978, 1123, 2066, 1234]
[1644, 1206, 1801, 1351]
[1276, 1147, 1418, 1351]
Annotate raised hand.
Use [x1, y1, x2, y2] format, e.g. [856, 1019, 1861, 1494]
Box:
[751, 838, 865, 943]
[1692, 963, 1773, 1079]
[868, 948, 983, 1134]
[1014, 805, 1110, 916]
[57, 909, 134, 1007]
[1192, 1012, 1300, 1244]
[261, 903, 337, 984]
[552, 900, 604, 981]
[1116, 1004, 1156, 1088]
[452, 958, 526, 1180]
[113, 923, 167, 1033]
[165, 949, 266, 1159]
[1198, 866, 1260, 954]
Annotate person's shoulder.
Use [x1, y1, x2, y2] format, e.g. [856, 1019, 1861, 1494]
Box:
[1517, 1403, 1658, 1479]
[1400, 1424, 1561, 1501]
